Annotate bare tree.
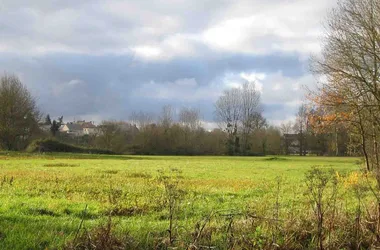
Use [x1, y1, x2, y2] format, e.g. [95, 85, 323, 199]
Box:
[241, 81, 262, 154]
[159, 105, 174, 129]
[280, 121, 294, 155]
[215, 88, 242, 155]
[0, 74, 40, 150]
[129, 111, 155, 130]
[294, 104, 308, 156]
[280, 121, 293, 135]
[179, 107, 201, 130]
[215, 81, 262, 155]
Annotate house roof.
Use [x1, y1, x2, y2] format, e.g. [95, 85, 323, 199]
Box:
[81, 122, 96, 128]
[65, 123, 83, 131]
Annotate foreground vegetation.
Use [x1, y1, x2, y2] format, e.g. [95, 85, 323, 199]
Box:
[1, 153, 379, 249]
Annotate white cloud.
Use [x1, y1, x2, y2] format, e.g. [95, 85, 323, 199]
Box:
[270, 116, 297, 126]
[199, 0, 335, 56]
[132, 46, 162, 59]
[68, 79, 84, 85]
[261, 72, 312, 105]
[0, 0, 336, 58]
[272, 84, 281, 91]
[240, 72, 265, 92]
[201, 121, 218, 131]
[240, 72, 266, 82]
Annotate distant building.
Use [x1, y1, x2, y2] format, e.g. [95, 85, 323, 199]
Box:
[59, 120, 99, 136]
[60, 123, 84, 136]
[283, 133, 301, 155]
[82, 122, 98, 135]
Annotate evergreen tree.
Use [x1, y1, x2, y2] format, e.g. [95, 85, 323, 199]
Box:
[45, 114, 52, 125]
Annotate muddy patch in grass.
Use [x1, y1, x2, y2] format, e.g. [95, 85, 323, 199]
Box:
[43, 163, 80, 167]
[0, 231, 5, 241]
[105, 206, 147, 217]
[28, 208, 59, 217]
[265, 157, 288, 161]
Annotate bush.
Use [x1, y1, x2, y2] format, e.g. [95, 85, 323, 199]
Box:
[64, 218, 138, 250]
[26, 139, 115, 155]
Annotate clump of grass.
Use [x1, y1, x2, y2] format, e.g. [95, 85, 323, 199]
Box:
[65, 218, 138, 250]
[63, 208, 72, 215]
[74, 210, 99, 220]
[106, 206, 146, 217]
[102, 170, 119, 175]
[128, 172, 152, 179]
[1, 175, 14, 187]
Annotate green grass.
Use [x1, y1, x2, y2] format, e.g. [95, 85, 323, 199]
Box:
[0, 154, 362, 249]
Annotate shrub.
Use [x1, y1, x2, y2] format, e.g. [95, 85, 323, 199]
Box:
[26, 139, 115, 155]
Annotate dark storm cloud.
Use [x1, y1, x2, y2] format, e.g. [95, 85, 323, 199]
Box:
[0, 51, 304, 121]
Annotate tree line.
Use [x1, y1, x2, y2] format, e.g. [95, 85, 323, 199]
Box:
[53, 105, 283, 156]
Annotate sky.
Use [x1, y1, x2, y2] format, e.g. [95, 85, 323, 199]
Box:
[0, 0, 337, 128]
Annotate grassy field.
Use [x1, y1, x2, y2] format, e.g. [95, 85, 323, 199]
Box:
[0, 153, 365, 249]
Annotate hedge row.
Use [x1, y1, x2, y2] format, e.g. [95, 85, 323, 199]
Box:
[26, 139, 115, 155]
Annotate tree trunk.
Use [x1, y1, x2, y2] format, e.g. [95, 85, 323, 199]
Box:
[335, 126, 339, 156]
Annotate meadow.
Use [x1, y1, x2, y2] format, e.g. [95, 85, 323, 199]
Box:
[0, 153, 370, 249]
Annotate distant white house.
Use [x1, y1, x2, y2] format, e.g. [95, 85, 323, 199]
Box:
[82, 122, 98, 135]
[60, 123, 84, 136]
[59, 121, 99, 136]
